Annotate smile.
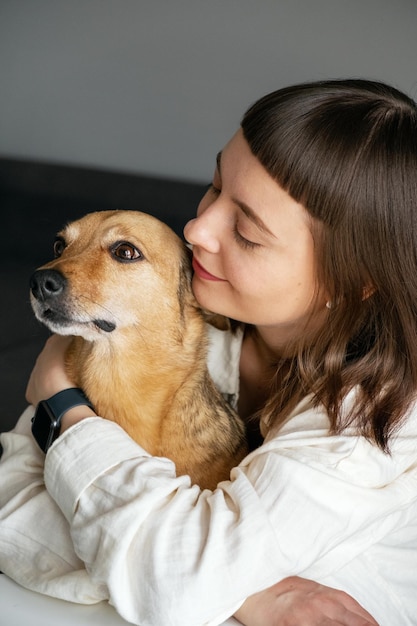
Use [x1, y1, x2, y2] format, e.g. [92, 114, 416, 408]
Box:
[192, 257, 226, 282]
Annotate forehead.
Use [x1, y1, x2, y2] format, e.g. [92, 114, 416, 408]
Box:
[61, 211, 171, 245]
[219, 130, 312, 235]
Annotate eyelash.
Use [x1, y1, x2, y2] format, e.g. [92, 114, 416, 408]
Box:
[207, 183, 260, 250]
[207, 183, 220, 195]
[232, 225, 260, 250]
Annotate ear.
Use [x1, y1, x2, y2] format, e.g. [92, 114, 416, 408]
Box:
[362, 284, 375, 301]
[325, 284, 375, 310]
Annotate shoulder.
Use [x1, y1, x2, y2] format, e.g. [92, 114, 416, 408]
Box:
[258, 389, 417, 489]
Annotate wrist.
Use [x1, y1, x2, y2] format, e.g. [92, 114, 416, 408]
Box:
[60, 404, 97, 433]
[31, 388, 96, 452]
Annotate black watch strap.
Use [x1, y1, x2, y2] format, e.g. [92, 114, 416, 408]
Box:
[43, 388, 93, 419]
[31, 388, 95, 452]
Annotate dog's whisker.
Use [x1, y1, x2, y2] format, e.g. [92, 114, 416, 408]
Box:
[75, 294, 119, 320]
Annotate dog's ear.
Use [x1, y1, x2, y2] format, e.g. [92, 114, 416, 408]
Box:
[177, 247, 195, 315]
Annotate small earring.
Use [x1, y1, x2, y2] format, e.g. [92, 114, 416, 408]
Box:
[326, 301, 332, 309]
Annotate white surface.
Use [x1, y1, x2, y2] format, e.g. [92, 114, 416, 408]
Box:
[0, 574, 238, 626]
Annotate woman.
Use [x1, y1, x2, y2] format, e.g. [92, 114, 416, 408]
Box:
[2, 78, 417, 625]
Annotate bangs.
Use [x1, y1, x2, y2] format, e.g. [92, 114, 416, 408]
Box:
[241, 80, 417, 228]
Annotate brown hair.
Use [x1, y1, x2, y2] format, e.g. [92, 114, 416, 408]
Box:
[241, 79, 417, 450]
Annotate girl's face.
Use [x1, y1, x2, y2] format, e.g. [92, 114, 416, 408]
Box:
[184, 130, 327, 348]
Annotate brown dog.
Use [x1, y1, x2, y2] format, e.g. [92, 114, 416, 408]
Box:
[30, 210, 248, 489]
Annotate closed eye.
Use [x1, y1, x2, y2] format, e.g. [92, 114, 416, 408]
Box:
[206, 184, 260, 250]
[110, 241, 144, 263]
[206, 178, 260, 250]
[232, 225, 260, 250]
[207, 182, 221, 196]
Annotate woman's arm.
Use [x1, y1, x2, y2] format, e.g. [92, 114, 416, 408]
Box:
[0, 407, 106, 603]
[0, 336, 106, 602]
[0, 409, 377, 626]
[45, 416, 394, 626]
[26, 336, 394, 625]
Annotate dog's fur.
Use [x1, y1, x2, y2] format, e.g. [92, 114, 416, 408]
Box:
[30, 210, 248, 489]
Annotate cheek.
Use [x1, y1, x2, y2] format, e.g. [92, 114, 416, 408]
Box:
[227, 254, 268, 287]
[220, 261, 268, 312]
[233, 258, 311, 308]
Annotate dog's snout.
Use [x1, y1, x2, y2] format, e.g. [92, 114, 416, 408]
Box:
[30, 269, 67, 302]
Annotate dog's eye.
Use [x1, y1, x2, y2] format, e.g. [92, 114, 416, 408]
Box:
[53, 237, 66, 258]
[111, 241, 143, 262]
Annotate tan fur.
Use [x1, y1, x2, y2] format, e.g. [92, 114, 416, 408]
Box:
[30, 210, 248, 489]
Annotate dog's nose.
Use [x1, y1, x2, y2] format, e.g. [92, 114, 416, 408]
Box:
[30, 269, 67, 302]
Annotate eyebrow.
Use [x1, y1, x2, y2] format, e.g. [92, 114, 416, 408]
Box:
[215, 150, 276, 238]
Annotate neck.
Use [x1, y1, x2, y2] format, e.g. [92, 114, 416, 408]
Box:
[247, 325, 291, 362]
[238, 326, 279, 423]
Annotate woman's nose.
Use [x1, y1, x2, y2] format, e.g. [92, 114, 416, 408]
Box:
[183, 212, 221, 253]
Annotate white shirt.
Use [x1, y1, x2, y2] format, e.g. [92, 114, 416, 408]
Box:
[1, 325, 417, 625]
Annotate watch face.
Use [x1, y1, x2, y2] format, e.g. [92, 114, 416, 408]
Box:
[31, 402, 60, 452]
[31, 388, 93, 452]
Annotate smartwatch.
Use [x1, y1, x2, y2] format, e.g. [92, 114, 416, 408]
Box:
[31, 388, 95, 452]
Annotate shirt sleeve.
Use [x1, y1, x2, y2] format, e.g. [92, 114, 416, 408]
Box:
[44, 397, 417, 626]
[0, 407, 107, 604]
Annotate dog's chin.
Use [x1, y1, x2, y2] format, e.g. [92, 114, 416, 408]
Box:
[34, 309, 116, 338]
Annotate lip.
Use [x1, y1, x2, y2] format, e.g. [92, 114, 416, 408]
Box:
[192, 256, 226, 282]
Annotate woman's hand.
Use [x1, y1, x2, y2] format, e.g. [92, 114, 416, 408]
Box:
[26, 334, 97, 433]
[26, 334, 74, 405]
[234, 577, 379, 626]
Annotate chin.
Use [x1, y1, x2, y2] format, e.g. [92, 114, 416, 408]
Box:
[192, 278, 226, 313]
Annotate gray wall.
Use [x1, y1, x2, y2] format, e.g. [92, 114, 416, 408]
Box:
[1, 0, 416, 182]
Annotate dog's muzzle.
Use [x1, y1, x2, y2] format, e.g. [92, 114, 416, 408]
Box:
[30, 269, 116, 333]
